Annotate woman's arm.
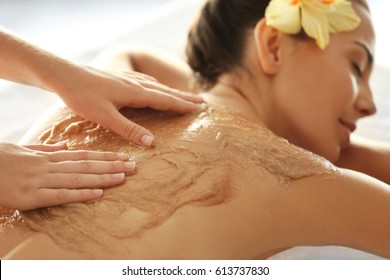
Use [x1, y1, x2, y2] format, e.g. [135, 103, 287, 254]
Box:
[281, 168, 390, 258]
[336, 136, 390, 184]
[93, 47, 192, 92]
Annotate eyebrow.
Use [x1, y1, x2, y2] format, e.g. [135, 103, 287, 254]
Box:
[354, 41, 374, 66]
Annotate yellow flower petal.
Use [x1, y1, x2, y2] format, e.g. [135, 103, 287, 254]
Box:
[265, 0, 301, 34]
[264, 0, 361, 49]
[327, 0, 361, 33]
[307, 0, 336, 13]
[301, 2, 330, 49]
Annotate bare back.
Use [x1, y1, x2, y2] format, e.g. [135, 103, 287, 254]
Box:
[0, 103, 337, 259]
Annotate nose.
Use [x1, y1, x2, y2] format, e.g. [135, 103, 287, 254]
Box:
[355, 85, 377, 117]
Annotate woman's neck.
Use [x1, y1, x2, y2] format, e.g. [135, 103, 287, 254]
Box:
[205, 76, 273, 127]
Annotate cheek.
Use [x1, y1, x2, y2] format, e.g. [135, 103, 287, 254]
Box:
[272, 74, 350, 160]
[331, 72, 358, 113]
[271, 53, 357, 160]
[350, 74, 359, 99]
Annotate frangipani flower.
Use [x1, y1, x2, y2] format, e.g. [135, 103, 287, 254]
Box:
[265, 0, 361, 49]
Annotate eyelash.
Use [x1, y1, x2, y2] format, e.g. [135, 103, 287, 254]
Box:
[352, 62, 363, 77]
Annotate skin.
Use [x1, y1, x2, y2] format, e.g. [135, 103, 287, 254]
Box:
[251, 9, 376, 163]
[2, 104, 389, 260]
[0, 142, 136, 210]
[1, 3, 390, 259]
[0, 29, 203, 209]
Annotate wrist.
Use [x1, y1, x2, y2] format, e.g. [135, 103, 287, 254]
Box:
[34, 55, 85, 98]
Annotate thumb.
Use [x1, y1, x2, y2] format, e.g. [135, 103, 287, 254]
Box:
[103, 109, 155, 147]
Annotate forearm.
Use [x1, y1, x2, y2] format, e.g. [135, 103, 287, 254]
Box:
[336, 136, 390, 184]
[0, 28, 79, 93]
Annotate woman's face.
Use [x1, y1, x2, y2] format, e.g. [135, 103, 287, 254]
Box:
[269, 4, 375, 162]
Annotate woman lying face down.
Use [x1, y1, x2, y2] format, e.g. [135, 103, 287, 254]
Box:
[1, 0, 390, 259]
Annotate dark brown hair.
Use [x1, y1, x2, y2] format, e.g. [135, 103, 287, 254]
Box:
[186, 0, 368, 90]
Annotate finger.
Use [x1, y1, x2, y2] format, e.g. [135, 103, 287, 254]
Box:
[140, 81, 204, 103]
[122, 71, 158, 82]
[48, 150, 129, 162]
[23, 172, 127, 209]
[24, 142, 68, 152]
[100, 109, 155, 147]
[49, 160, 136, 174]
[133, 88, 202, 113]
[44, 172, 126, 189]
[32, 188, 104, 208]
[124, 71, 204, 103]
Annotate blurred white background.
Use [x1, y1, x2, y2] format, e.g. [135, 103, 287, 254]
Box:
[368, 0, 390, 68]
[0, 0, 171, 60]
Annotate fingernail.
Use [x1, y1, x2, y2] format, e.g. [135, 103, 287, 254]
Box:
[141, 135, 154, 147]
[116, 153, 129, 161]
[112, 173, 125, 180]
[124, 161, 136, 172]
[195, 96, 205, 103]
[194, 103, 203, 109]
[91, 189, 103, 197]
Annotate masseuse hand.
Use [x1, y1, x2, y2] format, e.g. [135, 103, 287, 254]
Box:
[0, 142, 136, 211]
[0, 28, 203, 147]
[53, 65, 203, 147]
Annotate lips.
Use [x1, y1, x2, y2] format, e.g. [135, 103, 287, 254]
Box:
[339, 119, 356, 133]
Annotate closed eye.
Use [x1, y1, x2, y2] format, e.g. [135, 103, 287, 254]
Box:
[352, 62, 363, 77]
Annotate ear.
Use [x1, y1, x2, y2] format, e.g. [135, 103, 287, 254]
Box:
[254, 18, 283, 75]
